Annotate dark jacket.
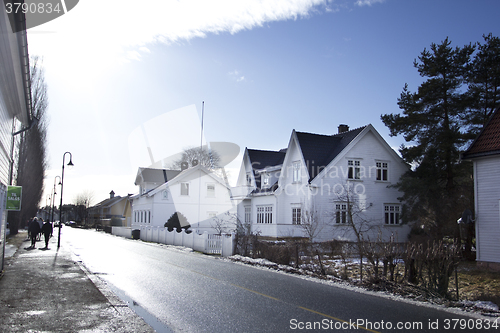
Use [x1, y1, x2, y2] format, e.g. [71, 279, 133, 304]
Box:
[42, 222, 53, 235]
[28, 219, 40, 236]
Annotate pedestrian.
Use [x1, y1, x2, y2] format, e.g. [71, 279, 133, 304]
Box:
[41, 220, 53, 249]
[27, 218, 41, 249]
[37, 217, 43, 240]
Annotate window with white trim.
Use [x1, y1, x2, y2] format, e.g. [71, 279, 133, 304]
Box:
[262, 173, 270, 187]
[335, 203, 352, 224]
[376, 162, 388, 181]
[292, 207, 301, 224]
[257, 205, 273, 224]
[162, 190, 169, 200]
[244, 206, 251, 224]
[246, 173, 252, 186]
[181, 182, 189, 196]
[293, 161, 301, 183]
[384, 204, 401, 225]
[207, 183, 215, 197]
[348, 160, 361, 180]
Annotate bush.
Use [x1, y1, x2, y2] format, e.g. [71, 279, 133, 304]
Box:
[164, 212, 190, 232]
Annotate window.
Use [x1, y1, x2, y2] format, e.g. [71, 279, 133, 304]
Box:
[244, 206, 251, 224]
[293, 161, 301, 183]
[262, 173, 270, 187]
[348, 160, 361, 180]
[257, 205, 273, 224]
[335, 203, 351, 224]
[385, 205, 401, 225]
[292, 207, 301, 224]
[207, 184, 215, 197]
[208, 212, 217, 219]
[376, 162, 388, 181]
[246, 173, 252, 186]
[162, 190, 169, 200]
[148, 211, 151, 223]
[181, 182, 189, 196]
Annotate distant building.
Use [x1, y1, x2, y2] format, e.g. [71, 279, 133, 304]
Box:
[0, 10, 33, 270]
[87, 191, 132, 227]
[232, 124, 411, 242]
[131, 165, 235, 233]
[462, 107, 500, 271]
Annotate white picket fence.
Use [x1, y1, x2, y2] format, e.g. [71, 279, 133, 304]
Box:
[112, 226, 234, 256]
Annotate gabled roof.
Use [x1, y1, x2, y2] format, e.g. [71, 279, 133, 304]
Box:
[148, 164, 230, 197]
[295, 126, 366, 181]
[247, 149, 286, 171]
[463, 107, 500, 159]
[135, 167, 181, 185]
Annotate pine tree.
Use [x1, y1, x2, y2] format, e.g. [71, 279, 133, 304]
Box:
[381, 38, 474, 238]
[466, 33, 500, 132]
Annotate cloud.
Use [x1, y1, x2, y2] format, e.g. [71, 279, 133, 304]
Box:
[229, 70, 247, 83]
[355, 0, 385, 6]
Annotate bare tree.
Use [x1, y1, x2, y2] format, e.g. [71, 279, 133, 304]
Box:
[74, 190, 95, 225]
[8, 55, 48, 234]
[210, 211, 237, 235]
[170, 147, 221, 170]
[298, 203, 324, 242]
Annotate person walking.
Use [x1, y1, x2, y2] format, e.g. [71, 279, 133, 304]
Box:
[27, 218, 41, 249]
[41, 220, 53, 249]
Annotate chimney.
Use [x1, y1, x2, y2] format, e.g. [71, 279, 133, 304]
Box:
[109, 190, 115, 199]
[338, 124, 349, 134]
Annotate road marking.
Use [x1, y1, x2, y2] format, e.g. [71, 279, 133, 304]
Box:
[157, 257, 380, 332]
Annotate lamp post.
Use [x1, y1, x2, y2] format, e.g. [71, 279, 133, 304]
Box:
[58, 152, 73, 249]
[51, 176, 61, 224]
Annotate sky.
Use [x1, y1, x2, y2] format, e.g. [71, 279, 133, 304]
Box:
[25, 0, 500, 207]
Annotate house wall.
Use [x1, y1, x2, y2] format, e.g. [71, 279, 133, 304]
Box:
[474, 156, 500, 265]
[311, 130, 410, 242]
[132, 170, 235, 233]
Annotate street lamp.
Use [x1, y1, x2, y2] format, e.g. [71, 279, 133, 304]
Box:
[51, 176, 61, 224]
[58, 152, 73, 249]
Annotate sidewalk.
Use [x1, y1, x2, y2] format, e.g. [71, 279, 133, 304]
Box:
[0, 230, 156, 333]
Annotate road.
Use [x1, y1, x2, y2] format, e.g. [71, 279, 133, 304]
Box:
[62, 227, 496, 332]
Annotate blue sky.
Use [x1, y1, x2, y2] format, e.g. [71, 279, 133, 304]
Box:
[26, 0, 500, 205]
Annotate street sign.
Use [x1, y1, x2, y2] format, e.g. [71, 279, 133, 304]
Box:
[6, 186, 22, 211]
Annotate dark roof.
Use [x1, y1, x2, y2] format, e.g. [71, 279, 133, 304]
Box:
[296, 126, 366, 181]
[463, 107, 500, 159]
[247, 149, 286, 170]
[135, 168, 181, 185]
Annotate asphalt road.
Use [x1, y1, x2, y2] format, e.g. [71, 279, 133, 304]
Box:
[62, 227, 497, 333]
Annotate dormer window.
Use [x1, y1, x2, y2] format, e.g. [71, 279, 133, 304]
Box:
[262, 173, 270, 187]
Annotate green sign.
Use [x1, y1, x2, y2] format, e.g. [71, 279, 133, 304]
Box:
[6, 186, 22, 211]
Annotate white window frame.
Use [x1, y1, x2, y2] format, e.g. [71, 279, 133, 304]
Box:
[206, 183, 215, 197]
[376, 161, 389, 181]
[180, 182, 189, 196]
[292, 161, 301, 183]
[384, 204, 401, 225]
[292, 207, 301, 225]
[246, 173, 252, 186]
[162, 189, 169, 200]
[244, 206, 251, 224]
[262, 173, 270, 187]
[335, 203, 352, 224]
[257, 205, 273, 224]
[348, 159, 361, 180]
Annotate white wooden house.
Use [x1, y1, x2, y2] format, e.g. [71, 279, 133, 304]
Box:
[462, 107, 500, 271]
[232, 124, 411, 242]
[131, 165, 235, 233]
[0, 10, 33, 270]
